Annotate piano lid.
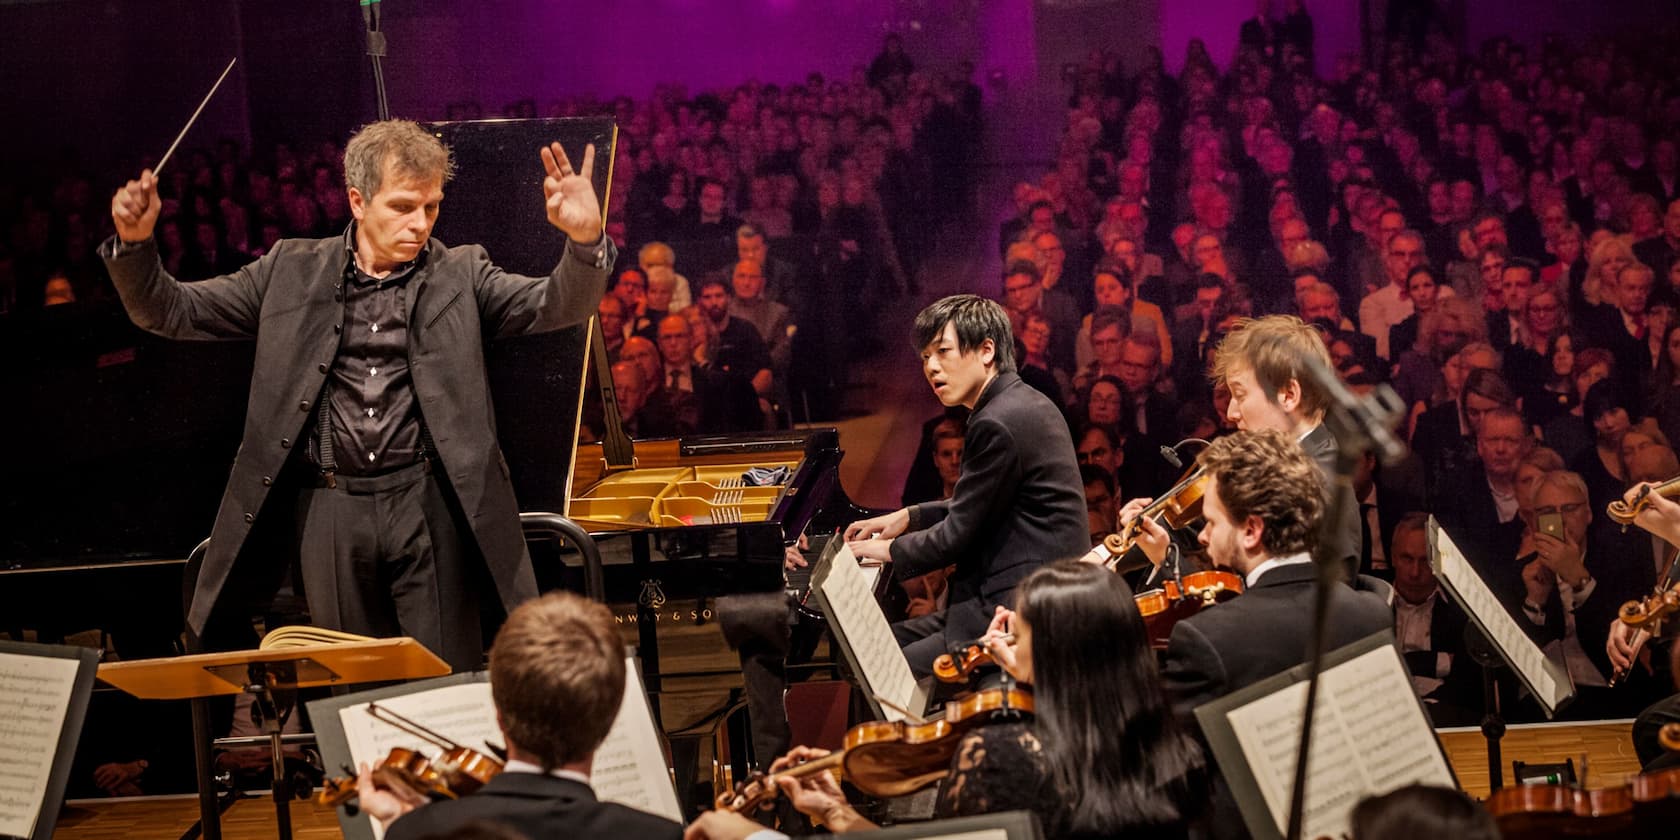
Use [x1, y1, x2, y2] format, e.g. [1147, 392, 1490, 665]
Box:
[426, 117, 619, 515]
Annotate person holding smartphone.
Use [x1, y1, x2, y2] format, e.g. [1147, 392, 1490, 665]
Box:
[1516, 469, 1655, 717]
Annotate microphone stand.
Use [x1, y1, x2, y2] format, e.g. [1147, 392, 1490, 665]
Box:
[1283, 354, 1407, 840]
[360, 0, 391, 120]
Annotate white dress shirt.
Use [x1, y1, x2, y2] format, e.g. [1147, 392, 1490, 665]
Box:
[1394, 588, 1448, 697]
[1358, 283, 1413, 360]
[1244, 551, 1316, 588]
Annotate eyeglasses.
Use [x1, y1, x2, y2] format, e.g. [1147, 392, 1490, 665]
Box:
[1533, 502, 1586, 516]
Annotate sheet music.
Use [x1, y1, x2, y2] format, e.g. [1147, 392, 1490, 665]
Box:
[0, 652, 79, 838]
[337, 658, 679, 838]
[1428, 517, 1569, 712]
[820, 542, 919, 722]
[1223, 645, 1455, 839]
[339, 683, 502, 840]
[589, 662, 684, 823]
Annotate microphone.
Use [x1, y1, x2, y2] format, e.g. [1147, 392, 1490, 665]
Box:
[1159, 445, 1183, 469]
[1297, 351, 1409, 466]
[1159, 438, 1210, 470]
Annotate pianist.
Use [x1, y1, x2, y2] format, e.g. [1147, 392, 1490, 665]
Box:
[846, 295, 1089, 675]
[104, 121, 613, 668]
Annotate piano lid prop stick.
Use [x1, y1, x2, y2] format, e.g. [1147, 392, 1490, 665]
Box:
[152, 57, 238, 179]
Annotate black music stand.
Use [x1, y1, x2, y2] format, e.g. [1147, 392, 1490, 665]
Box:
[0, 640, 99, 840]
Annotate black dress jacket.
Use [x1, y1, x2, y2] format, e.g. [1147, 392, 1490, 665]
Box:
[102, 234, 612, 634]
[1161, 562, 1395, 714]
[384, 772, 682, 840]
[1301, 423, 1363, 582]
[891, 371, 1090, 643]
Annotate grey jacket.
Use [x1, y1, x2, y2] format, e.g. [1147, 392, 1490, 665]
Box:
[102, 232, 612, 633]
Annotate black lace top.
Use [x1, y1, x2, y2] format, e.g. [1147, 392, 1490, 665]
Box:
[935, 722, 1195, 840]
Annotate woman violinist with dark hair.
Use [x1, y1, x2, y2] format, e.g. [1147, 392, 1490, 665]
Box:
[688, 560, 1208, 839]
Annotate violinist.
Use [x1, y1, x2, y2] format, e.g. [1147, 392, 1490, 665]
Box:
[1114, 316, 1362, 587]
[1608, 481, 1680, 772]
[687, 561, 1208, 840]
[356, 591, 682, 840]
[1159, 430, 1392, 711]
[1202, 314, 1362, 580]
[1156, 432, 1390, 840]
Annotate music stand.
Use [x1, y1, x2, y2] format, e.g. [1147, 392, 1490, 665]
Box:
[97, 638, 449, 840]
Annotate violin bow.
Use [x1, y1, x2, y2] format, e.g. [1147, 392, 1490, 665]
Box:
[364, 703, 463, 752]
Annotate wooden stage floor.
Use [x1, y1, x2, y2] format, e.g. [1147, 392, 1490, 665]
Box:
[53, 719, 1646, 839]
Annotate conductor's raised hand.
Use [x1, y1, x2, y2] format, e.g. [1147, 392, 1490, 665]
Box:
[541, 141, 602, 244]
[111, 169, 161, 243]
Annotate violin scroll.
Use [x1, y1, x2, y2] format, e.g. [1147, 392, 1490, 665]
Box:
[1608, 476, 1680, 526]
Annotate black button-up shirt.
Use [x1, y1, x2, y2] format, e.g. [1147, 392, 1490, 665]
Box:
[309, 225, 426, 475]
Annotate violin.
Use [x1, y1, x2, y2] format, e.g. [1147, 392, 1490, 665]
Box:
[1484, 765, 1680, 837]
[1111, 466, 1209, 573]
[931, 634, 1013, 684]
[1134, 570, 1244, 649]
[1607, 475, 1680, 526]
[716, 684, 1034, 813]
[1608, 545, 1680, 687]
[1081, 460, 1210, 575]
[316, 703, 504, 808]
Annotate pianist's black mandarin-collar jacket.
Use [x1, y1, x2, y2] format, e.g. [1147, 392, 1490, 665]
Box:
[102, 233, 612, 636]
[890, 371, 1090, 643]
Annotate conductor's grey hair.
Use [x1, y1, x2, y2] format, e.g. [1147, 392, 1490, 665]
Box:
[343, 119, 455, 198]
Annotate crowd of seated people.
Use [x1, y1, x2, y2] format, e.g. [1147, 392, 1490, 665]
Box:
[978, 10, 1680, 729]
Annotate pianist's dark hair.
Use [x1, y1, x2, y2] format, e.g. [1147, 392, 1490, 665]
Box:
[1014, 560, 1207, 836]
[912, 294, 1017, 374]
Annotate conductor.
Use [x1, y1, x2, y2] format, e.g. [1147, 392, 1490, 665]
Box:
[104, 120, 614, 668]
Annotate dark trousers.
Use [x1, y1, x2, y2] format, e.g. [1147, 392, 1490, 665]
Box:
[892, 611, 950, 679]
[294, 460, 484, 671]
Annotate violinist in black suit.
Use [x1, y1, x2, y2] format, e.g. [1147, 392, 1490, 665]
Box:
[1125, 315, 1363, 584]
[846, 296, 1089, 676]
[356, 592, 682, 840]
[1157, 431, 1394, 713]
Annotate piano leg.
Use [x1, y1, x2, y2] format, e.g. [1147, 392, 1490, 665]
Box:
[631, 532, 663, 728]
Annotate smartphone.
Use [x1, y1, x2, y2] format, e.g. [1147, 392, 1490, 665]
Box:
[1536, 512, 1565, 540]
